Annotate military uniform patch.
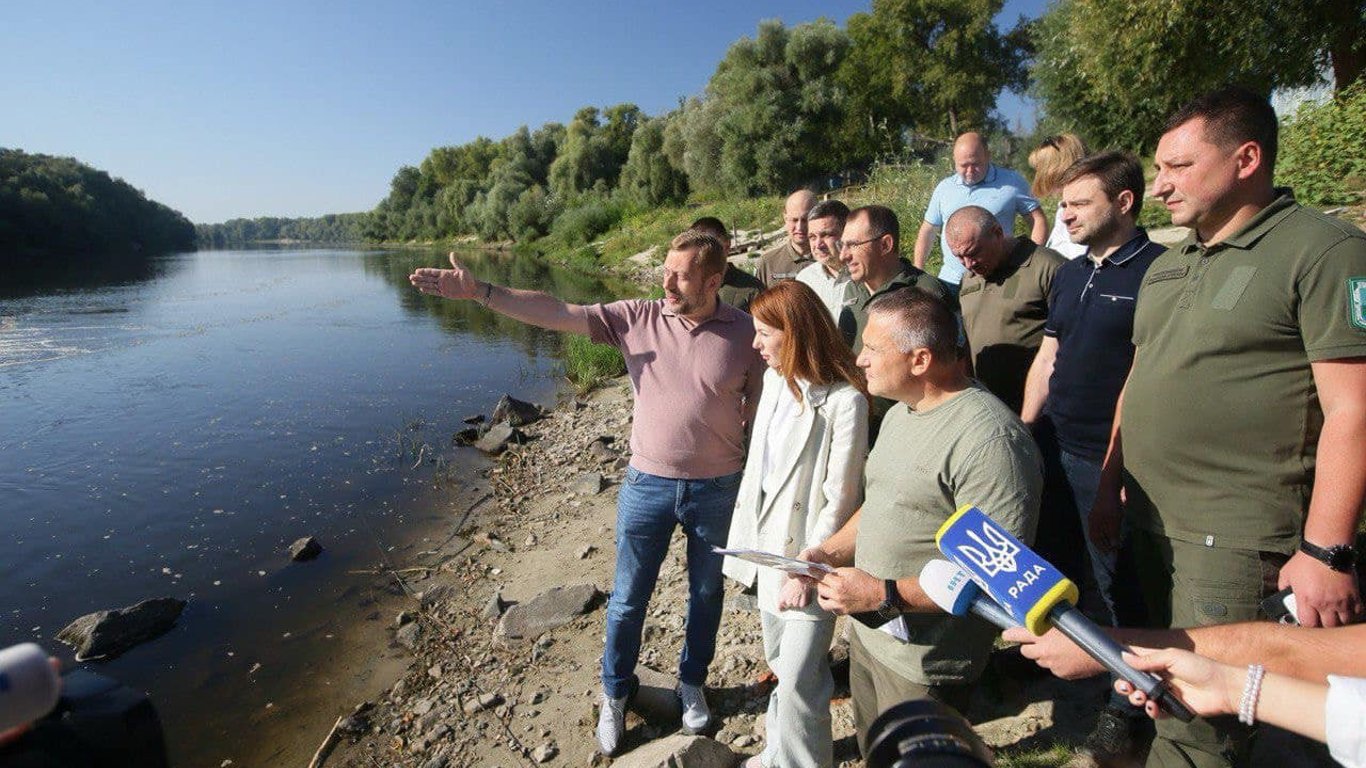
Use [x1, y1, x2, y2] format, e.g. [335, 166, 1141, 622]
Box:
[1352, 277, 1366, 330]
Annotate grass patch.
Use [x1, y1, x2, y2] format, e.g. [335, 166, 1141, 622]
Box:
[995, 743, 1080, 767]
[560, 334, 626, 394]
[592, 195, 785, 267]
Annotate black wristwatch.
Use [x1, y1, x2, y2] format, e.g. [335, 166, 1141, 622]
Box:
[874, 579, 902, 622]
[1299, 539, 1359, 573]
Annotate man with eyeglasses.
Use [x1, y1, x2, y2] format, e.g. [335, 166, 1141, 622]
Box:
[837, 205, 953, 354]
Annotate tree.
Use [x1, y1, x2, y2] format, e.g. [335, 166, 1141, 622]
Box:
[1031, 0, 1364, 152]
[837, 0, 1030, 155]
[680, 19, 852, 197]
[618, 114, 689, 206]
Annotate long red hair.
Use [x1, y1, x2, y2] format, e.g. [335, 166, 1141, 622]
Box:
[749, 280, 868, 405]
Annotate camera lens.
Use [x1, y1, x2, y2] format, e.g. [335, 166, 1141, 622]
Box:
[865, 699, 993, 768]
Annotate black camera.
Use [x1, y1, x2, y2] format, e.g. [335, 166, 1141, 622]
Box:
[0, 669, 169, 768]
[865, 699, 994, 768]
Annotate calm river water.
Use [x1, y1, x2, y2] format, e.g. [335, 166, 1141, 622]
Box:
[0, 247, 630, 766]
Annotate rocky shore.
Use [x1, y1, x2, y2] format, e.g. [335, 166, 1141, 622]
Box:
[322, 379, 1114, 768]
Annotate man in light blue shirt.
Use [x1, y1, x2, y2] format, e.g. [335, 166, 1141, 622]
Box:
[913, 132, 1048, 290]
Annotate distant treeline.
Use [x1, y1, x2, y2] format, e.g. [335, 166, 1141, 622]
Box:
[0, 148, 196, 266]
[363, 0, 1363, 250]
[195, 213, 370, 248]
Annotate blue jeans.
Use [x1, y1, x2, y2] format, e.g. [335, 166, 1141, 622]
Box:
[601, 466, 741, 699]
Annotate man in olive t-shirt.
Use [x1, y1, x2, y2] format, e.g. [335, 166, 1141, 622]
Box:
[800, 288, 1042, 756]
[948, 205, 1065, 413]
[1097, 88, 1366, 768]
[691, 216, 764, 312]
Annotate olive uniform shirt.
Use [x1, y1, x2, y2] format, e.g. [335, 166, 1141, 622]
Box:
[854, 384, 1042, 686]
[754, 239, 815, 287]
[1123, 190, 1366, 553]
[717, 264, 765, 313]
[959, 238, 1065, 413]
[838, 258, 952, 354]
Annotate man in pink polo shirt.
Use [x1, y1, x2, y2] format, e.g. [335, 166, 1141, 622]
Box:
[410, 230, 765, 756]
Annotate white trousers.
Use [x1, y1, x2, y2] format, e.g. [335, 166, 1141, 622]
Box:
[759, 610, 836, 768]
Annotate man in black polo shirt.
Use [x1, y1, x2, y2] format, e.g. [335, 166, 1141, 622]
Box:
[1019, 151, 1163, 763]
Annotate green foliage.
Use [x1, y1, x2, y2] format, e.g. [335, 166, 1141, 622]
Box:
[842, 160, 952, 273]
[0, 148, 196, 266]
[838, 0, 1030, 157]
[549, 193, 632, 248]
[560, 334, 626, 394]
[196, 213, 369, 247]
[592, 195, 785, 268]
[1031, 0, 1353, 152]
[1277, 83, 1366, 206]
[680, 19, 853, 197]
[618, 115, 689, 207]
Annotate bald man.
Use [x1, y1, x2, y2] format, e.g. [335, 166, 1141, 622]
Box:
[914, 132, 1047, 292]
[755, 190, 818, 286]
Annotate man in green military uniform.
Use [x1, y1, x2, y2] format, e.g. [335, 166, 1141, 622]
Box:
[755, 190, 818, 286]
[948, 205, 1065, 413]
[836, 205, 952, 354]
[692, 216, 764, 313]
[1094, 87, 1366, 768]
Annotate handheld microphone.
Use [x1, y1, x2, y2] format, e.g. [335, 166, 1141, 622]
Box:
[919, 559, 1019, 631]
[0, 643, 60, 733]
[937, 506, 1194, 723]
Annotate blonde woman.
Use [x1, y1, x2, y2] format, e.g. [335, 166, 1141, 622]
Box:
[724, 281, 869, 768]
[1029, 133, 1089, 259]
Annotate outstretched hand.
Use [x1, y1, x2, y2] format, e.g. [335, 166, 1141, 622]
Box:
[409, 252, 481, 301]
[1114, 646, 1238, 720]
[1002, 625, 1105, 680]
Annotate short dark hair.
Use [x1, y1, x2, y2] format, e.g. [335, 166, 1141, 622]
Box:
[1058, 151, 1147, 220]
[671, 230, 728, 277]
[807, 199, 850, 225]
[867, 287, 959, 362]
[690, 216, 728, 239]
[848, 205, 900, 251]
[1162, 86, 1278, 173]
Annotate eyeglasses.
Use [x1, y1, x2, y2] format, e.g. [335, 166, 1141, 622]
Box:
[838, 235, 883, 250]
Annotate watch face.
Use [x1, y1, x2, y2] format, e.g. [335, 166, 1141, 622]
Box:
[1329, 548, 1356, 571]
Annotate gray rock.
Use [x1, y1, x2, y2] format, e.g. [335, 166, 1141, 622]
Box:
[462, 692, 504, 714]
[577, 545, 597, 560]
[452, 427, 481, 446]
[726, 593, 759, 612]
[571, 471, 605, 495]
[608, 734, 736, 768]
[462, 414, 486, 425]
[630, 667, 681, 724]
[495, 584, 601, 640]
[587, 437, 617, 463]
[482, 591, 506, 620]
[55, 597, 186, 661]
[421, 757, 449, 768]
[475, 422, 526, 455]
[491, 394, 544, 427]
[396, 610, 416, 627]
[289, 536, 323, 561]
[532, 742, 558, 763]
[395, 621, 421, 650]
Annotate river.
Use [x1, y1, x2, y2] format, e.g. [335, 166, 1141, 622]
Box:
[0, 246, 632, 766]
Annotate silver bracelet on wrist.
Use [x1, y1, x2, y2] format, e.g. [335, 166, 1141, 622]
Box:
[1238, 663, 1265, 725]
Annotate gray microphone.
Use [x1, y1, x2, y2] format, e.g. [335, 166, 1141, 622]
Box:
[0, 643, 60, 732]
[919, 559, 1020, 630]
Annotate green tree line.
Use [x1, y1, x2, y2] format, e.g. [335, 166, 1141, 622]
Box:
[1, 148, 196, 267]
[195, 213, 370, 248]
[363, 0, 1363, 252]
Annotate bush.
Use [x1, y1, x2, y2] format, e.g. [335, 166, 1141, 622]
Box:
[1278, 84, 1366, 207]
[551, 195, 630, 247]
[560, 334, 626, 394]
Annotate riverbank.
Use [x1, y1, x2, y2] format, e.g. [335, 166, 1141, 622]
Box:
[319, 379, 1119, 768]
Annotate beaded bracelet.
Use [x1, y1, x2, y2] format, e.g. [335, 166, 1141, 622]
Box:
[1238, 663, 1266, 725]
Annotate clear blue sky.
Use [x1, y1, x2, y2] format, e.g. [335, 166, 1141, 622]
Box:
[1, 0, 1045, 224]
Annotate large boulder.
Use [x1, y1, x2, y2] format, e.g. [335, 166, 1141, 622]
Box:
[495, 584, 601, 639]
[491, 394, 544, 427]
[55, 597, 186, 661]
[609, 734, 736, 768]
[289, 536, 322, 561]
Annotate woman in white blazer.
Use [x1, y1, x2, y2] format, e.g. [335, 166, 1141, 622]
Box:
[723, 280, 869, 768]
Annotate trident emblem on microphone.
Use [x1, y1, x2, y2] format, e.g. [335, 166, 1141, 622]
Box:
[957, 521, 1021, 576]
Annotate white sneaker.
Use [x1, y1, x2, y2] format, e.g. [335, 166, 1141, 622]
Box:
[677, 682, 710, 734]
[596, 692, 628, 756]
